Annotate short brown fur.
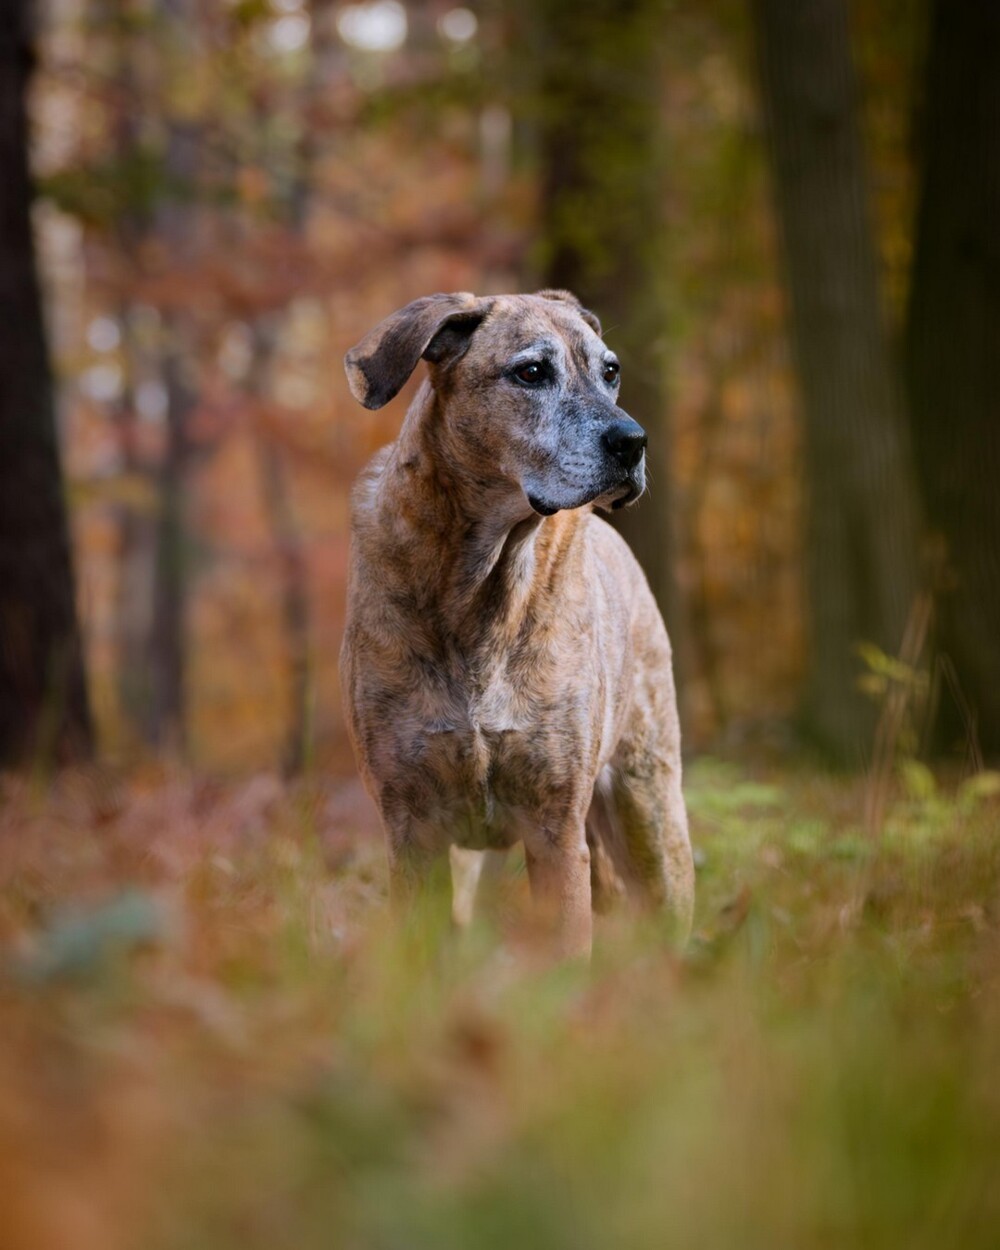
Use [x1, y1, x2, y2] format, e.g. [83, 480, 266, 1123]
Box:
[341, 292, 693, 957]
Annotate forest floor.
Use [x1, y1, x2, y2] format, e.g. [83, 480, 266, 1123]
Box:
[1, 757, 999, 1250]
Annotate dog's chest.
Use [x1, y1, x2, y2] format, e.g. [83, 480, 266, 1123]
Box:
[397, 669, 574, 847]
[421, 681, 530, 787]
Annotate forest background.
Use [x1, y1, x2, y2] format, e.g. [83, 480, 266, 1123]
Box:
[3, 4, 1000, 1249]
[6, 0, 997, 780]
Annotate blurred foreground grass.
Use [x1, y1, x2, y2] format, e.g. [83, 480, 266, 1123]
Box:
[1, 760, 999, 1250]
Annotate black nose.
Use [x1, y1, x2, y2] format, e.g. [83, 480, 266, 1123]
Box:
[603, 418, 647, 471]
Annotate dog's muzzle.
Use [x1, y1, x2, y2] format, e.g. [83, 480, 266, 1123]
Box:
[526, 412, 648, 517]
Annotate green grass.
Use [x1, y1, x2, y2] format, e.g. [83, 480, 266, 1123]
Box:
[1, 761, 999, 1250]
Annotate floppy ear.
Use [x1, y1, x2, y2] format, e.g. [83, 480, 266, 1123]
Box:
[344, 293, 489, 410]
[535, 288, 603, 337]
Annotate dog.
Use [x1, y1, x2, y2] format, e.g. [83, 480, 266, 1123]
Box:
[340, 290, 694, 958]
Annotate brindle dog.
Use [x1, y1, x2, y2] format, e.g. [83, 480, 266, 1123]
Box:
[340, 290, 694, 958]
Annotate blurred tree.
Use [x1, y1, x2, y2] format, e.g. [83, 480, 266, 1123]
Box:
[146, 314, 193, 752]
[524, 0, 687, 700]
[906, 0, 1000, 760]
[145, 0, 200, 753]
[753, 0, 920, 763]
[249, 313, 312, 778]
[0, 0, 93, 765]
[245, 1, 341, 776]
[105, 8, 159, 745]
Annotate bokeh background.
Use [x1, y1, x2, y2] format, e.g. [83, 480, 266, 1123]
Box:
[9, 0, 995, 779]
[4, 6, 1000, 1250]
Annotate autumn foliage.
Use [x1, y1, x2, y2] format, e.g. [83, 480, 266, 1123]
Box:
[3, 1, 1000, 1245]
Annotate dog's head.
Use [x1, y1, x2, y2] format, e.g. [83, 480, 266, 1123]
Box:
[344, 290, 646, 516]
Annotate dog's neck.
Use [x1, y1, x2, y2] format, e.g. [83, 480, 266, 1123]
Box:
[381, 383, 584, 645]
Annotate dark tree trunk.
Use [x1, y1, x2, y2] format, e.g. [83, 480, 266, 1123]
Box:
[145, 94, 199, 752]
[0, 0, 93, 766]
[905, 0, 1000, 760]
[108, 17, 158, 746]
[525, 0, 687, 700]
[145, 314, 192, 751]
[753, 0, 920, 764]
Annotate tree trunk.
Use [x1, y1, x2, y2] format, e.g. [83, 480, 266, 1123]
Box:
[525, 0, 687, 697]
[108, 14, 158, 746]
[145, 80, 199, 750]
[0, 0, 93, 766]
[248, 319, 312, 778]
[905, 0, 1000, 760]
[145, 312, 192, 751]
[753, 0, 920, 763]
[111, 310, 158, 742]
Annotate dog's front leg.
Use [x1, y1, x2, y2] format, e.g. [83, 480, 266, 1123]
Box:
[524, 827, 592, 961]
[386, 832, 453, 956]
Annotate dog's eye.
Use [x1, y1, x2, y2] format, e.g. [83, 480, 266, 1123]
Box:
[513, 362, 546, 385]
[603, 361, 620, 384]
